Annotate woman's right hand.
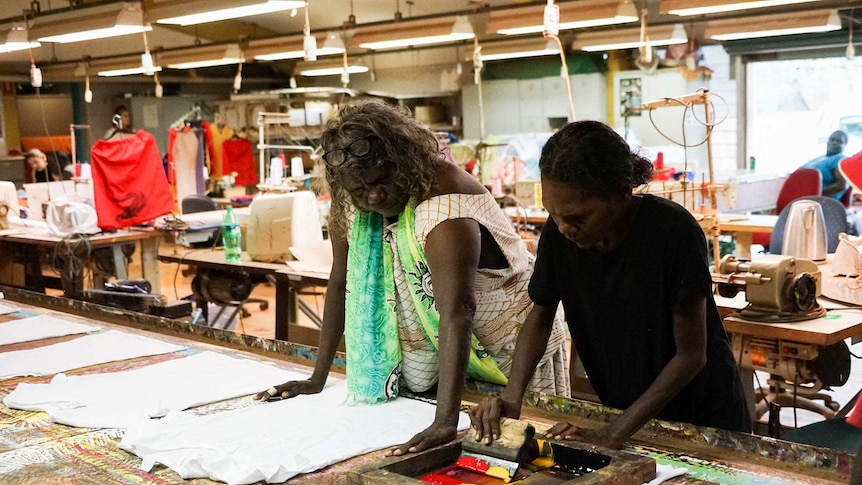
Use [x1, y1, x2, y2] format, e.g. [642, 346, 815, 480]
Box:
[254, 378, 325, 402]
[468, 395, 522, 444]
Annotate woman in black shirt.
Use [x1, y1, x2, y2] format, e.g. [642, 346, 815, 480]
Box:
[470, 120, 751, 449]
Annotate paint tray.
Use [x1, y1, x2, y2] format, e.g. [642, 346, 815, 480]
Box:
[348, 437, 655, 484]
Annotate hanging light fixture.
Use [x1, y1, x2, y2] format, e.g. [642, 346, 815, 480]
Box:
[487, 0, 638, 36]
[661, 0, 823, 16]
[847, 10, 856, 60]
[0, 22, 41, 53]
[92, 55, 163, 77]
[249, 32, 345, 61]
[161, 44, 245, 69]
[477, 39, 561, 61]
[297, 59, 368, 76]
[152, 0, 306, 26]
[33, 2, 151, 43]
[705, 9, 840, 40]
[573, 23, 687, 51]
[354, 16, 473, 50]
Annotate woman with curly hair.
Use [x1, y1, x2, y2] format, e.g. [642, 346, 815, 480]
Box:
[256, 99, 569, 455]
[470, 120, 751, 450]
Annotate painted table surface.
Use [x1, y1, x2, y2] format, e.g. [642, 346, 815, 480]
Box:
[0, 290, 852, 485]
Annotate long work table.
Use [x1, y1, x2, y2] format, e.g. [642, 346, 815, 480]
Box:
[0, 289, 851, 484]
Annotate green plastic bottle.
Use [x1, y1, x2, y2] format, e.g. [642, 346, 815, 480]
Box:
[222, 205, 242, 263]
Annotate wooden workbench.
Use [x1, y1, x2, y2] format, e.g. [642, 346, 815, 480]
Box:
[0, 287, 852, 484]
[718, 214, 779, 259]
[158, 247, 328, 344]
[0, 226, 163, 296]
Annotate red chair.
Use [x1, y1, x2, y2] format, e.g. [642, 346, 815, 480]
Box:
[750, 167, 822, 251]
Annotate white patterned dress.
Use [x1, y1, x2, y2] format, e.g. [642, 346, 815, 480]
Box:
[379, 193, 570, 396]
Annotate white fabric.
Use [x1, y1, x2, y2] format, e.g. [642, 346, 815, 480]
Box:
[644, 464, 687, 485]
[45, 200, 100, 236]
[0, 303, 17, 316]
[0, 315, 99, 346]
[120, 382, 470, 485]
[0, 331, 185, 380]
[3, 351, 310, 429]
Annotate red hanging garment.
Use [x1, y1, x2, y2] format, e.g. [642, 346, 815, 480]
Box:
[221, 137, 257, 186]
[90, 130, 174, 230]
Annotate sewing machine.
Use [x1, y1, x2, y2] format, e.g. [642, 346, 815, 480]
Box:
[715, 254, 825, 323]
[246, 191, 323, 263]
[715, 255, 848, 421]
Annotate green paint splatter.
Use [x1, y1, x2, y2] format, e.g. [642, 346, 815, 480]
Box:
[629, 446, 804, 485]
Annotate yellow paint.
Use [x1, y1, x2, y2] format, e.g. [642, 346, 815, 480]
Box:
[486, 466, 511, 482]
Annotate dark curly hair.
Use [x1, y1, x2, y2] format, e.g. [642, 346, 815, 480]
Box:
[539, 120, 653, 197]
[321, 99, 443, 233]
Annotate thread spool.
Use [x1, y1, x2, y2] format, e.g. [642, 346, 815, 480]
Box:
[290, 156, 304, 178]
[76, 163, 92, 179]
[270, 156, 283, 185]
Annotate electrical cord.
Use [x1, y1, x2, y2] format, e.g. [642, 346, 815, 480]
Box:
[50, 234, 92, 285]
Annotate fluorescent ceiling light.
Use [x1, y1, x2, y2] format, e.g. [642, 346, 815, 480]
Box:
[0, 23, 41, 53]
[163, 44, 244, 69]
[250, 32, 345, 61]
[299, 63, 369, 77]
[34, 2, 150, 43]
[573, 24, 687, 51]
[355, 16, 474, 50]
[488, 0, 638, 36]
[98, 65, 162, 77]
[154, 0, 306, 26]
[662, 0, 823, 16]
[706, 9, 840, 40]
[479, 39, 561, 61]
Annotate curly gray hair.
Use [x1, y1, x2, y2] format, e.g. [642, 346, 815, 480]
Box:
[321, 99, 444, 233]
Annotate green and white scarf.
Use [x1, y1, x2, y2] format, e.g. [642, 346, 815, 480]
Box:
[345, 201, 507, 404]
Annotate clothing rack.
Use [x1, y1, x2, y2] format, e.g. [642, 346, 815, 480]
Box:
[170, 101, 214, 130]
[256, 112, 314, 186]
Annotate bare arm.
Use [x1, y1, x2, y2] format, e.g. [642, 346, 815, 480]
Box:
[470, 303, 558, 443]
[308, 230, 349, 385]
[551, 294, 708, 448]
[388, 217, 481, 455]
[427, 218, 481, 426]
[824, 167, 848, 198]
[256, 229, 348, 400]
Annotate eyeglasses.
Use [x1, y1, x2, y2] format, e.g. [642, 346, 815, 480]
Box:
[322, 135, 375, 167]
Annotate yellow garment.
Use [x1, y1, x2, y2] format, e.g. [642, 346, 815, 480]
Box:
[208, 124, 234, 178]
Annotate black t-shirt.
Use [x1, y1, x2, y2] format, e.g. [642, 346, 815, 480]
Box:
[529, 194, 751, 432]
[35, 151, 73, 182]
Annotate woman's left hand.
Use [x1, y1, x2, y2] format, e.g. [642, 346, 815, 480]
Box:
[384, 422, 458, 457]
[542, 422, 624, 450]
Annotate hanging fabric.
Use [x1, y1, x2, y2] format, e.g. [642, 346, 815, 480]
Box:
[172, 127, 202, 205]
[222, 137, 256, 186]
[207, 122, 234, 178]
[196, 121, 211, 194]
[90, 130, 173, 230]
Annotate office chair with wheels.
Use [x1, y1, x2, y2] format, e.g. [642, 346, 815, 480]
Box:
[180, 195, 269, 323]
[751, 168, 822, 252]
